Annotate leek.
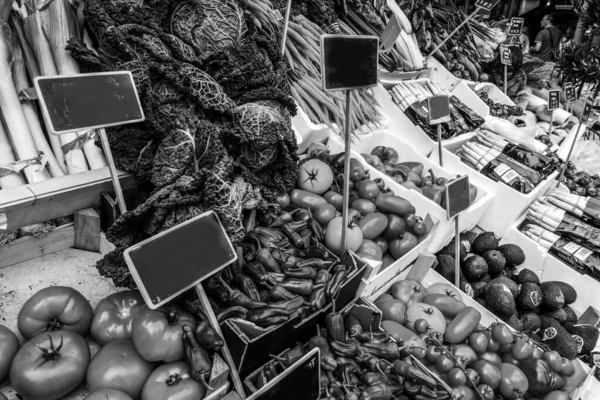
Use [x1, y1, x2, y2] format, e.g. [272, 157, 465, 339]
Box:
[0, 119, 25, 189]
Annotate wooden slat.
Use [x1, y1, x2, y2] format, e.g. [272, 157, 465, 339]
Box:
[0, 224, 75, 269]
[0, 167, 136, 231]
[74, 208, 101, 252]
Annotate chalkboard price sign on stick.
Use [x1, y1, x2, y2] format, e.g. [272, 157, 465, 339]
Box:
[474, 0, 500, 10]
[427, 95, 450, 168]
[508, 17, 524, 36]
[548, 89, 560, 111]
[445, 175, 472, 288]
[500, 45, 511, 95]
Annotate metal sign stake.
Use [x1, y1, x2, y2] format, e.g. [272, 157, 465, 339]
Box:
[98, 128, 127, 214]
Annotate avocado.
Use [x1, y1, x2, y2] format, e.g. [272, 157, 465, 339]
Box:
[481, 274, 492, 283]
[497, 244, 526, 267]
[542, 308, 568, 324]
[482, 250, 506, 277]
[540, 315, 562, 331]
[471, 281, 489, 298]
[459, 280, 475, 298]
[568, 324, 600, 354]
[563, 306, 578, 324]
[517, 282, 542, 310]
[486, 284, 517, 319]
[439, 238, 467, 260]
[505, 313, 524, 331]
[463, 255, 489, 282]
[437, 254, 457, 282]
[516, 268, 541, 285]
[550, 281, 577, 305]
[475, 297, 487, 308]
[489, 276, 519, 297]
[472, 232, 499, 255]
[542, 326, 579, 359]
[503, 267, 519, 281]
[540, 282, 565, 310]
[521, 312, 541, 331]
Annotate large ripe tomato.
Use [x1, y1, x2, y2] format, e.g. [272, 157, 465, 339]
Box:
[141, 362, 206, 400]
[87, 340, 154, 399]
[17, 286, 93, 340]
[390, 280, 425, 306]
[0, 324, 19, 381]
[325, 217, 363, 254]
[132, 305, 196, 362]
[84, 390, 133, 400]
[297, 159, 334, 195]
[91, 290, 144, 346]
[471, 360, 501, 390]
[404, 303, 446, 335]
[10, 330, 90, 400]
[498, 363, 529, 399]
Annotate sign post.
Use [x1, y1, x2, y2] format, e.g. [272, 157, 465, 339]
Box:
[427, 95, 451, 167]
[548, 89, 560, 136]
[445, 175, 472, 288]
[321, 35, 379, 251]
[33, 71, 145, 215]
[500, 45, 511, 95]
[565, 84, 576, 113]
[280, 0, 293, 56]
[556, 97, 594, 188]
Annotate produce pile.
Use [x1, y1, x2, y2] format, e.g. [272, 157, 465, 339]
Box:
[435, 232, 600, 360]
[559, 163, 600, 198]
[475, 88, 524, 119]
[0, 287, 229, 400]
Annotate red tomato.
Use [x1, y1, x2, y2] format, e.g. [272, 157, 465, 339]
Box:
[10, 330, 90, 400]
[444, 307, 481, 344]
[356, 180, 380, 200]
[132, 305, 195, 363]
[471, 360, 501, 389]
[486, 337, 500, 353]
[498, 363, 529, 399]
[491, 324, 513, 345]
[0, 324, 19, 381]
[314, 203, 337, 226]
[502, 352, 521, 367]
[351, 198, 377, 215]
[543, 391, 570, 400]
[448, 368, 467, 387]
[84, 389, 133, 400]
[91, 290, 144, 346]
[426, 344, 443, 364]
[323, 191, 343, 211]
[325, 217, 363, 254]
[512, 338, 534, 361]
[426, 283, 463, 301]
[390, 280, 425, 306]
[414, 319, 430, 334]
[468, 332, 489, 353]
[275, 193, 290, 209]
[141, 362, 206, 400]
[357, 212, 388, 239]
[477, 384, 495, 400]
[87, 340, 154, 399]
[436, 355, 455, 373]
[405, 303, 446, 335]
[560, 358, 575, 377]
[542, 351, 563, 372]
[357, 240, 383, 261]
[478, 352, 502, 365]
[465, 368, 480, 387]
[17, 286, 93, 340]
[297, 159, 334, 194]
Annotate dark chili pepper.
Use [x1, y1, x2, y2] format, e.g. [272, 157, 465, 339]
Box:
[204, 276, 220, 292]
[361, 383, 392, 400]
[325, 303, 345, 342]
[315, 269, 331, 286]
[354, 344, 371, 364]
[282, 223, 304, 248]
[418, 386, 440, 398]
[328, 382, 345, 399]
[307, 215, 324, 243]
[267, 272, 286, 286]
[259, 289, 270, 302]
[256, 370, 267, 389]
[239, 242, 257, 262]
[246, 306, 291, 327]
[244, 209, 257, 233]
[415, 394, 449, 400]
[282, 255, 304, 270]
[280, 278, 322, 296]
[246, 231, 274, 248]
[399, 344, 412, 359]
[297, 258, 334, 270]
[285, 247, 307, 258]
[360, 371, 388, 386]
[267, 362, 278, 379]
[403, 381, 421, 396]
[362, 342, 400, 361]
[290, 305, 309, 320]
[271, 247, 286, 264]
[356, 332, 392, 343]
[308, 287, 327, 311]
[330, 339, 359, 357]
[194, 321, 224, 352]
[271, 343, 306, 367]
[254, 226, 287, 242]
[263, 365, 274, 382]
[337, 363, 360, 386]
[218, 275, 265, 309]
[299, 227, 312, 249]
[269, 209, 298, 228]
[243, 261, 272, 288]
[307, 333, 338, 372]
[385, 373, 400, 385]
[182, 325, 213, 390]
[336, 357, 360, 371]
[269, 296, 307, 312]
[268, 285, 297, 301]
[304, 245, 330, 259]
[284, 266, 318, 280]
[236, 274, 261, 302]
[326, 266, 348, 299]
[258, 208, 275, 227]
[344, 314, 362, 337]
[320, 371, 330, 389]
[256, 246, 282, 273]
[379, 359, 393, 374]
[365, 357, 384, 373]
[234, 247, 244, 276]
[393, 360, 437, 389]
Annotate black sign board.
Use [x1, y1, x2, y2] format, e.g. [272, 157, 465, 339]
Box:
[248, 348, 320, 400]
[428, 95, 451, 125]
[321, 35, 379, 92]
[124, 211, 237, 309]
[508, 18, 524, 36]
[565, 85, 576, 102]
[474, 0, 500, 11]
[581, 97, 595, 124]
[500, 45, 511, 65]
[446, 175, 472, 219]
[381, 15, 402, 53]
[34, 71, 144, 135]
[548, 89, 560, 111]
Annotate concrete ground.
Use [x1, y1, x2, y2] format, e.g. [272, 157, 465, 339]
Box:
[0, 248, 120, 400]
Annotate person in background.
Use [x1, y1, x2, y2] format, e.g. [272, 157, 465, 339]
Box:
[560, 26, 575, 55]
[531, 13, 562, 61]
[519, 26, 530, 54]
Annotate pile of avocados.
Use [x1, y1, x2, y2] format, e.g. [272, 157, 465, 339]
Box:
[436, 231, 599, 359]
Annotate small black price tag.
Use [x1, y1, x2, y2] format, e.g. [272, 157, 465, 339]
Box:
[274, 10, 283, 21]
[548, 89, 560, 111]
[474, 0, 500, 11]
[565, 84, 576, 102]
[446, 175, 472, 219]
[508, 17, 524, 36]
[380, 14, 402, 53]
[581, 97, 594, 124]
[321, 35, 379, 92]
[427, 95, 451, 125]
[500, 45, 511, 65]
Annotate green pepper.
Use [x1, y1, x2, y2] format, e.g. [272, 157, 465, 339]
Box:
[269, 296, 307, 312]
[182, 325, 213, 390]
[280, 278, 322, 296]
[243, 261, 272, 288]
[325, 306, 345, 342]
[194, 321, 224, 352]
[326, 266, 348, 299]
[284, 266, 318, 280]
[273, 343, 305, 367]
[362, 342, 400, 361]
[256, 246, 282, 273]
[344, 314, 362, 337]
[298, 228, 313, 249]
[236, 274, 261, 301]
[297, 258, 334, 270]
[330, 339, 359, 357]
[218, 275, 265, 309]
[360, 383, 392, 400]
[268, 285, 297, 301]
[308, 287, 327, 311]
[246, 306, 291, 327]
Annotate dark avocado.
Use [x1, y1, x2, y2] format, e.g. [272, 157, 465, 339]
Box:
[497, 244, 526, 267]
[462, 255, 489, 282]
[472, 232, 499, 255]
[482, 250, 506, 277]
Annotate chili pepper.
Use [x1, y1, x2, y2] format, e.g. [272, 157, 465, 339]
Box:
[336, 357, 360, 371]
[330, 339, 359, 357]
[360, 383, 392, 400]
[282, 255, 304, 270]
[271, 247, 286, 264]
[282, 223, 304, 248]
[290, 305, 309, 320]
[247, 231, 274, 248]
[233, 246, 244, 276]
[269, 210, 298, 228]
[344, 314, 362, 337]
[222, 265, 235, 283]
[326, 266, 348, 299]
[385, 373, 400, 385]
[259, 289, 270, 301]
[315, 269, 331, 286]
[337, 363, 360, 386]
[354, 344, 371, 364]
[258, 208, 275, 227]
[325, 305, 345, 342]
[244, 209, 257, 232]
[236, 274, 261, 302]
[267, 362, 278, 379]
[418, 386, 443, 398]
[362, 342, 400, 361]
[256, 246, 282, 273]
[356, 332, 392, 343]
[297, 258, 334, 270]
[308, 287, 327, 311]
[254, 226, 287, 242]
[204, 276, 220, 292]
[361, 371, 389, 386]
[393, 360, 437, 389]
[182, 325, 213, 390]
[305, 245, 330, 259]
[307, 212, 324, 242]
[365, 356, 383, 373]
[404, 381, 421, 396]
[284, 266, 318, 280]
[399, 344, 412, 359]
[272, 343, 305, 367]
[298, 227, 312, 249]
[239, 242, 257, 262]
[415, 394, 449, 400]
[285, 247, 306, 258]
[243, 261, 272, 288]
[320, 371, 330, 388]
[268, 285, 297, 301]
[256, 370, 267, 389]
[263, 365, 274, 382]
[307, 334, 338, 372]
[389, 384, 403, 396]
[269, 296, 307, 312]
[267, 272, 286, 286]
[218, 275, 265, 309]
[194, 320, 224, 352]
[379, 359, 393, 374]
[246, 306, 291, 327]
[280, 278, 322, 296]
[328, 382, 345, 399]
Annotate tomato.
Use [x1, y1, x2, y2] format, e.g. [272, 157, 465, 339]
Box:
[375, 299, 406, 324]
[381, 320, 427, 359]
[445, 307, 481, 344]
[373, 236, 389, 254]
[560, 358, 575, 377]
[275, 193, 290, 209]
[381, 213, 406, 241]
[422, 294, 465, 319]
[502, 353, 521, 367]
[465, 368, 480, 387]
[356, 179, 380, 200]
[542, 351, 563, 372]
[314, 203, 337, 226]
[325, 217, 363, 254]
[402, 213, 417, 229]
[491, 324, 513, 345]
[478, 352, 502, 365]
[132, 305, 195, 362]
[436, 355, 455, 373]
[450, 344, 478, 367]
[468, 332, 489, 353]
[426, 283, 463, 301]
[532, 347, 544, 359]
[544, 391, 570, 400]
[512, 338, 534, 361]
[413, 220, 427, 236]
[0, 324, 19, 381]
[477, 384, 494, 400]
[426, 344, 443, 364]
[297, 159, 334, 194]
[323, 191, 344, 211]
[141, 361, 206, 400]
[405, 303, 446, 334]
[357, 212, 388, 239]
[389, 232, 418, 260]
[357, 240, 383, 261]
[375, 293, 393, 302]
[498, 363, 529, 399]
[349, 158, 365, 182]
[10, 330, 90, 400]
[84, 390, 133, 400]
[390, 280, 425, 306]
[91, 290, 144, 346]
[17, 286, 93, 340]
[486, 337, 500, 353]
[471, 360, 501, 389]
[414, 319, 429, 334]
[520, 358, 558, 397]
[453, 385, 476, 400]
[290, 189, 327, 211]
[351, 198, 376, 215]
[448, 368, 467, 387]
[349, 190, 360, 205]
[375, 194, 412, 216]
[499, 342, 515, 354]
[87, 340, 154, 399]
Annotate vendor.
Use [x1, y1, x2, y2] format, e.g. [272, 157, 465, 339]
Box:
[519, 26, 530, 55]
[531, 13, 562, 61]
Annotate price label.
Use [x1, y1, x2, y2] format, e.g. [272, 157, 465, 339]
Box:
[548, 89, 560, 111]
[474, 0, 500, 11]
[508, 17, 524, 36]
[380, 14, 402, 53]
[565, 84, 576, 102]
[581, 97, 594, 124]
[427, 95, 451, 125]
[446, 175, 472, 219]
[274, 10, 283, 21]
[321, 35, 379, 92]
[500, 45, 511, 65]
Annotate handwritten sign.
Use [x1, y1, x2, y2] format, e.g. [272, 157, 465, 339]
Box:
[581, 97, 594, 124]
[474, 0, 500, 11]
[565, 85, 576, 102]
[548, 89, 560, 111]
[446, 175, 472, 219]
[380, 14, 402, 53]
[321, 35, 379, 92]
[508, 18, 524, 36]
[500, 45, 511, 65]
[274, 10, 283, 21]
[427, 95, 451, 125]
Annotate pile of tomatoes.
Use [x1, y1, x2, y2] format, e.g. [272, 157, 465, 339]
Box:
[0, 286, 213, 400]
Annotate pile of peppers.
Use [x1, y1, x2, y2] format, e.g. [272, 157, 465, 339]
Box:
[251, 312, 456, 400]
[181, 322, 226, 390]
[202, 208, 360, 329]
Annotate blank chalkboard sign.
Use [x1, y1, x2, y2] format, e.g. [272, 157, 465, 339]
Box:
[427, 95, 451, 125]
[124, 211, 237, 309]
[248, 348, 320, 400]
[34, 71, 144, 135]
[446, 175, 472, 219]
[321, 35, 379, 92]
